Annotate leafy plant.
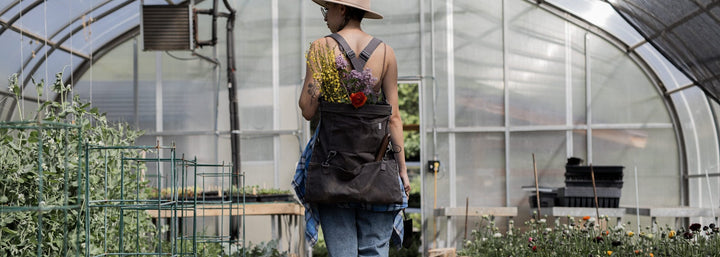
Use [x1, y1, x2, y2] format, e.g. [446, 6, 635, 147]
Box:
[1, 72, 157, 255]
[227, 185, 291, 196]
[458, 214, 720, 256]
[398, 83, 419, 161]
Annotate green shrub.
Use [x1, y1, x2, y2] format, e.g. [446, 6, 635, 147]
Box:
[1, 73, 155, 256]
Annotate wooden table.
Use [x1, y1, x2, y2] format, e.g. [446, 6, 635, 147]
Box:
[533, 207, 626, 224]
[433, 207, 517, 248]
[147, 202, 305, 256]
[624, 206, 719, 229]
[146, 202, 304, 217]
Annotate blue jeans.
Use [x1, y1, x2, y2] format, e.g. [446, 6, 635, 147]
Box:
[318, 204, 396, 257]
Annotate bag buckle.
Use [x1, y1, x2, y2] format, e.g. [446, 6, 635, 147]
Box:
[322, 151, 337, 167]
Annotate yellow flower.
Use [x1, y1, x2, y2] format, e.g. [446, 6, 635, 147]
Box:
[607, 250, 613, 255]
[627, 231, 634, 237]
[306, 42, 348, 104]
[668, 230, 676, 238]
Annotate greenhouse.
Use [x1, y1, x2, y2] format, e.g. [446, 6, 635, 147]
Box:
[1, 0, 719, 256]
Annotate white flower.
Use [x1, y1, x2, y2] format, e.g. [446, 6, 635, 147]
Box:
[538, 219, 547, 224]
[545, 228, 552, 232]
[493, 232, 502, 238]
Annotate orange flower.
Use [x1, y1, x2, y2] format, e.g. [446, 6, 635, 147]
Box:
[607, 250, 613, 255]
[583, 216, 591, 220]
[649, 253, 654, 257]
[350, 92, 367, 108]
[634, 249, 642, 254]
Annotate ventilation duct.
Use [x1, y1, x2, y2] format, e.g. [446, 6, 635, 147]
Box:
[141, 4, 194, 51]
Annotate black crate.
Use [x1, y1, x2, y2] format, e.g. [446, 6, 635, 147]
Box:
[565, 165, 624, 181]
[563, 186, 623, 198]
[529, 192, 557, 208]
[565, 180, 624, 188]
[559, 196, 620, 208]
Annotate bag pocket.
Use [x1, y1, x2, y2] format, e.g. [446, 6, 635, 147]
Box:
[306, 159, 403, 204]
[322, 113, 387, 153]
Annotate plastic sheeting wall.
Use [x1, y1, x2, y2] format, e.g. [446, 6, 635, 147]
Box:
[6, 0, 717, 254]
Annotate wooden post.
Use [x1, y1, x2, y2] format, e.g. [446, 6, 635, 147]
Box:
[433, 162, 439, 248]
[464, 197, 469, 241]
[590, 164, 601, 227]
[532, 154, 541, 219]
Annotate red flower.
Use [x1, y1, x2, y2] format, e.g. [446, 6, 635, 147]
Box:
[532, 245, 537, 252]
[350, 92, 367, 108]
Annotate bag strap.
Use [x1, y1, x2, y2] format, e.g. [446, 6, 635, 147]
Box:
[327, 33, 383, 71]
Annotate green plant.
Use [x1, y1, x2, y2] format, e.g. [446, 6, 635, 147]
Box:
[227, 185, 290, 196]
[458, 214, 720, 257]
[227, 240, 286, 257]
[398, 83, 419, 161]
[1, 72, 157, 255]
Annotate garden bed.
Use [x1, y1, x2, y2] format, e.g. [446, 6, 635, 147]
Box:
[459, 215, 720, 256]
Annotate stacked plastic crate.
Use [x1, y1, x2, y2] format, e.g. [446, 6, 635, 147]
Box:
[560, 165, 624, 208]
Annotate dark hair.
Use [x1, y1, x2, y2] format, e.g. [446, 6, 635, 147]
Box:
[344, 6, 365, 22]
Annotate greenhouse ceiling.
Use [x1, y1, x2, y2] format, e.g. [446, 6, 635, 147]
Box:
[1, 0, 720, 120]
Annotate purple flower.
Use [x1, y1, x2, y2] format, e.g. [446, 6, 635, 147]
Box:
[690, 223, 702, 232]
[335, 55, 348, 71]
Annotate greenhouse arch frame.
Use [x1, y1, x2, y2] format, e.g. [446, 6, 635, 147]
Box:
[2, 0, 720, 253]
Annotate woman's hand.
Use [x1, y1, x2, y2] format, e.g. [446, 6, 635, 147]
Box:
[401, 169, 410, 196]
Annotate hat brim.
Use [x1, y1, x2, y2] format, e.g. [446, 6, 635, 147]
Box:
[312, 0, 383, 19]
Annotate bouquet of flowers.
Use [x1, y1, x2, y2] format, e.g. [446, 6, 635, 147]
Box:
[307, 42, 383, 108]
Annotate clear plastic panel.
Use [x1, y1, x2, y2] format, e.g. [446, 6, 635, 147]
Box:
[364, 0, 421, 77]
[431, 0, 450, 128]
[18, 44, 52, 89]
[13, 0, 96, 37]
[570, 26, 587, 124]
[508, 131, 567, 208]
[635, 43, 693, 91]
[278, 0, 302, 87]
[6, 0, 47, 36]
[0, 31, 37, 79]
[25, 51, 81, 99]
[507, 0, 567, 127]
[162, 80, 216, 132]
[453, 0, 504, 127]
[70, 2, 140, 55]
[455, 132, 506, 207]
[277, 134, 301, 189]
[547, 0, 644, 45]
[592, 128, 680, 207]
[589, 34, 671, 125]
[672, 88, 718, 209]
[241, 136, 273, 162]
[49, 0, 130, 42]
[0, 0, 23, 20]
[236, 1, 272, 89]
[238, 87, 273, 131]
[279, 85, 301, 131]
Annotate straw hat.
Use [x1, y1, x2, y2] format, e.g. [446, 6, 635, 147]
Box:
[312, 0, 383, 19]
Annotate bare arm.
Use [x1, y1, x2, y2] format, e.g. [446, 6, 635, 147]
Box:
[299, 40, 323, 120]
[381, 45, 410, 195]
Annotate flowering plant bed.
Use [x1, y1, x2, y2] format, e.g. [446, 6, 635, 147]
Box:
[459, 215, 720, 256]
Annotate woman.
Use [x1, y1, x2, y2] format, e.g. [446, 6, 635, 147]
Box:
[296, 0, 411, 255]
